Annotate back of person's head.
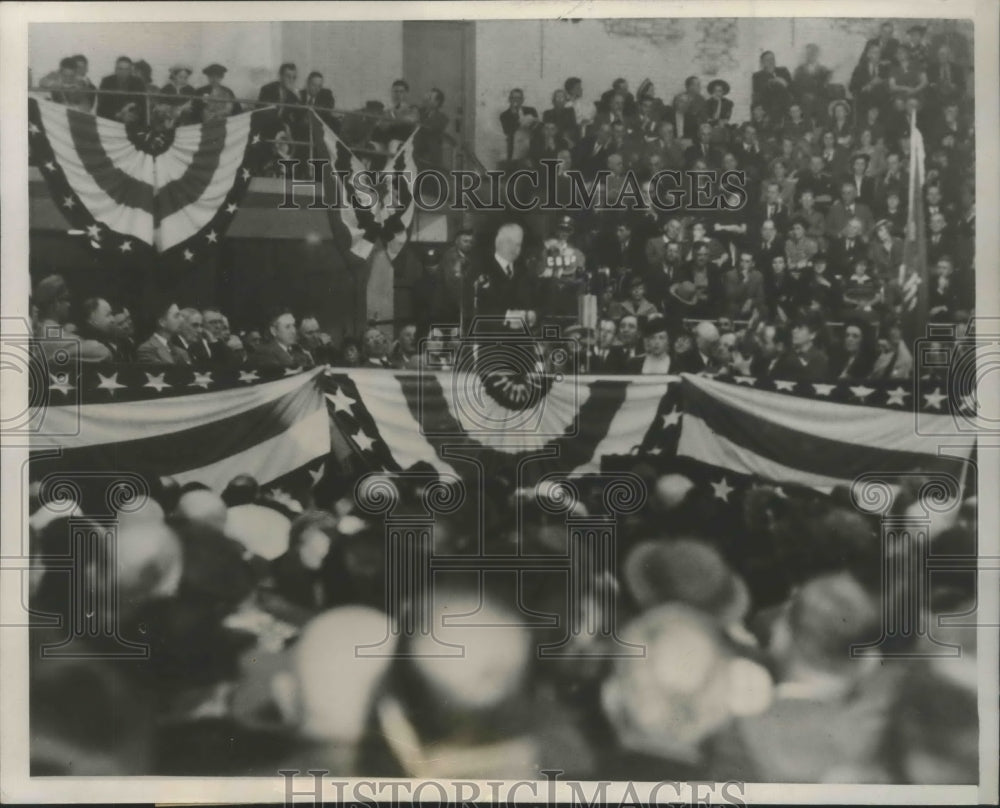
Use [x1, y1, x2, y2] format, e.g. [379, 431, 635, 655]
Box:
[602, 604, 773, 760]
[623, 538, 751, 624]
[115, 512, 184, 609]
[408, 584, 532, 712]
[882, 663, 979, 784]
[273, 605, 397, 743]
[224, 501, 292, 561]
[33, 274, 71, 321]
[174, 487, 228, 532]
[221, 473, 259, 507]
[773, 571, 880, 677]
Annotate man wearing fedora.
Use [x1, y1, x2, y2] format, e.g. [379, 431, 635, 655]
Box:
[196, 63, 241, 122]
[705, 79, 733, 127]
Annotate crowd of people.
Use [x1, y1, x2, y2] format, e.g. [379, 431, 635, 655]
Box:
[31, 21, 974, 384]
[480, 22, 973, 380]
[35, 54, 450, 165]
[28, 456, 978, 782]
[26, 20, 981, 786]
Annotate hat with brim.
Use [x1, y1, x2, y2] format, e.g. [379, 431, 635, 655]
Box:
[623, 539, 750, 623]
[169, 65, 192, 79]
[828, 98, 852, 118]
[203, 63, 227, 77]
[707, 79, 731, 96]
[641, 315, 670, 338]
[669, 281, 699, 306]
[872, 218, 892, 233]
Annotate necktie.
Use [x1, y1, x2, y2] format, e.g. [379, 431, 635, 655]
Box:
[767, 205, 774, 218]
[847, 239, 854, 250]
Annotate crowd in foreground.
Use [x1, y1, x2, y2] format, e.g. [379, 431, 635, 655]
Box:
[28, 460, 978, 782]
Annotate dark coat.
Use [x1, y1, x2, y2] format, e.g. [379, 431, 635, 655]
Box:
[250, 340, 314, 369]
[474, 257, 533, 320]
[96, 74, 147, 122]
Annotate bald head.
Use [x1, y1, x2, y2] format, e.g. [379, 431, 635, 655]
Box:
[283, 606, 397, 741]
[175, 489, 228, 532]
[412, 588, 531, 709]
[693, 321, 720, 354]
[115, 513, 183, 601]
[494, 223, 524, 264]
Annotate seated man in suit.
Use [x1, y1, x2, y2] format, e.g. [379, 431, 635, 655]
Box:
[96, 55, 146, 124]
[300, 70, 336, 132]
[137, 300, 190, 365]
[828, 217, 870, 281]
[723, 251, 767, 321]
[615, 315, 645, 365]
[202, 307, 242, 367]
[251, 310, 314, 370]
[499, 88, 539, 161]
[673, 320, 720, 375]
[826, 181, 874, 240]
[361, 326, 391, 368]
[75, 297, 118, 363]
[573, 122, 615, 178]
[175, 307, 212, 365]
[755, 181, 792, 236]
[626, 315, 672, 375]
[258, 62, 301, 138]
[589, 318, 625, 374]
[684, 122, 722, 169]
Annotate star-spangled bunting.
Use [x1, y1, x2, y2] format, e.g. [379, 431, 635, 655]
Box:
[36, 363, 313, 404]
[28, 96, 271, 271]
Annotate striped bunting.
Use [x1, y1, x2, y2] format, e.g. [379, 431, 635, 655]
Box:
[28, 97, 268, 258]
[677, 373, 974, 491]
[322, 370, 683, 485]
[30, 367, 329, 492]
[315, 113, 381, 259]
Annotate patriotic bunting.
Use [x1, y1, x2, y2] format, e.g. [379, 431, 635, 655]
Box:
[28, 97, 269, 265]
[30, 363, 977, 501]
[314, 111, 419, 259]
[30, 366, 329, 492]
[677, 373, 974, 491]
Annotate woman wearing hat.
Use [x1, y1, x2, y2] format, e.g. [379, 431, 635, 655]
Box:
[160, 65, 197, 126]
[196, 63, 241, 122]
[705, 79, 733, 126]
